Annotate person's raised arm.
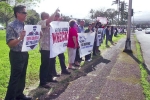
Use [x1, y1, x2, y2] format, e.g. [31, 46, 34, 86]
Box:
[46, 8, 60, 25]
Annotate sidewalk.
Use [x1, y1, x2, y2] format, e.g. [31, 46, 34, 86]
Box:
[49, 35, 145, 100]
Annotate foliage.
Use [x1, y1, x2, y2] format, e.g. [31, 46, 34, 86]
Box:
[89, 8, 118, 24]
[119, 1, 128, 24]
[0, 1, 14, 27]
[25, 9, 40, 25]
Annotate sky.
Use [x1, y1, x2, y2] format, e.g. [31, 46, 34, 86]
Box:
[35, 0, 150, 21]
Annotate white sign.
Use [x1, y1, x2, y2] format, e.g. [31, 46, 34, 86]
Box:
[96, 28, 103, 46]
[78, 32, 95, 57]
[50, 21, 69, 58]
[22, 25, 41, 52]
[97, 17, 107, 24]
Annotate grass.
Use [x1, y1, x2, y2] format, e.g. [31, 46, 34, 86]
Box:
[100, 34, 126, 50]
[0, 30, 125, 99]
[134, 35, 150, 100]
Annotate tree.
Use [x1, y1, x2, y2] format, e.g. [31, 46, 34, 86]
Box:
[0, 1, 14, 27]
[112, 0, 120, 25]
[105, 9, 118, 24]
[90, 9, 94, 20]
[0, 0, 41, 27]
[25, 9, 40, 25]
[119, 1, 128, 25]
[61, 14, 71, 22]
[90, 8, 118, 24]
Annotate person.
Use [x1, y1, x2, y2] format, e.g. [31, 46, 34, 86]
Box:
[78, 20, 85, 33]
[48, 12, 71, 77]
[105, 26, 111, 47]
[114, 27, 118, 37]
[110, 26, 114, 43]
[74, 20, 85, 66]
[91, 22, 97, 56]
[95, 21, 103, 54]
[85, 24, 94, 61]
[37, 10, 59, 89]
[67, 20, 78, 69]
[5, 5, 32, 100]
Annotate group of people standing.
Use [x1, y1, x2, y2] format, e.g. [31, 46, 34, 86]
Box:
[4, 5, 121, 100]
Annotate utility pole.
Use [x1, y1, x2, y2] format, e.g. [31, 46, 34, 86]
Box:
[118, 0, 120, 26]
[123, 0, 132, 53]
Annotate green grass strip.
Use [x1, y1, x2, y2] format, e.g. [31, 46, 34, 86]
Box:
[134, 35, 150, 100]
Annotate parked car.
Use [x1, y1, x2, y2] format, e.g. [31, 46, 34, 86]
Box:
[137, 28, 142, 31]
[145, 28, 150, 34]
[0, 25, 4, 30]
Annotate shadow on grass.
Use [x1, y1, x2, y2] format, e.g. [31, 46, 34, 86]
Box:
[125, 52, 150, 75]
[81, 56, 111, 74]
[28, 55, 111, 100]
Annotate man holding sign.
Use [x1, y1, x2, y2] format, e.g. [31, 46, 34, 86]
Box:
[37, 10, 60, 88]
[5, 5, 32, 100]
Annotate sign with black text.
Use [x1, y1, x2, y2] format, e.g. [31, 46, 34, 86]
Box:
[22, 25, 41, 52]
[78, 32, 95, 57]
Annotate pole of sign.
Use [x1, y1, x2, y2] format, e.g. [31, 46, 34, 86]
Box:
[123, 0, 132, 53]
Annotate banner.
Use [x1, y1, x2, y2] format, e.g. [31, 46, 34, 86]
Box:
[78, 32, 95, 58]
[50, 21, 69, 58]
[22, 25, 41, 52]
[97, 17, 107, 24]
[96, 28, 103, 46]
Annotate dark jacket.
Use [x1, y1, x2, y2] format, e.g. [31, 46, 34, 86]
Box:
[106, 28, 110, 36]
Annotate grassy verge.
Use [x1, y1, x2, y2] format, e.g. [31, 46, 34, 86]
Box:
[0, 30, 125, 99]
[134, 35, 150, 100]
[100, 34, 126, 50]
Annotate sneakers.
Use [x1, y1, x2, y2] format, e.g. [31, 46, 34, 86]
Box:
[16, 94, 32, 100]
[87, 59, 92, 62]
[67, 66, 76, 70]
[52, 74, 61, 77]
[47, 79, 58, 83]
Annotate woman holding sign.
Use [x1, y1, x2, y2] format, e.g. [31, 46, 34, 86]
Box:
[85, 23, 94, 61]
[67, 20, 79, 69]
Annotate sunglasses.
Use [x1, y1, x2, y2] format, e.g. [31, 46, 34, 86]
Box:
[19, 12, 27, 14]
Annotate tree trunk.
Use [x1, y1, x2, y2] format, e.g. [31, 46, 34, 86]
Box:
[5, 20, 8, 28]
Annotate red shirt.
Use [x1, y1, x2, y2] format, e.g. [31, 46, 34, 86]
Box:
[67, 27, 78, 48]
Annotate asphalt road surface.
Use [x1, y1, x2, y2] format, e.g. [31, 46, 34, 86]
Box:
[135, 30, 150, 71]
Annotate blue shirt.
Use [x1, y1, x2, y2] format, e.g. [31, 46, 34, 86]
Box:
[78, 25, 85, 33]
[6, 19, 24, 51]
[103, 28, 106, 35]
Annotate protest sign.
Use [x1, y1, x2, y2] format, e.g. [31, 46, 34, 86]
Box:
[50, 21, 69, 58]
[22, 25, 41, 52]
[78, 32, 95, 57]
[96, 28, 103, 46]
[97, 17, 107, 24]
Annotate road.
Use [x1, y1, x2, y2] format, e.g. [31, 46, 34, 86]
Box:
[135, 30, 150, 71]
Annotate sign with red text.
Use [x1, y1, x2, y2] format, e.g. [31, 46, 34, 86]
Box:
[22, 25, 41, 52]
[50, 21, 69, 58]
